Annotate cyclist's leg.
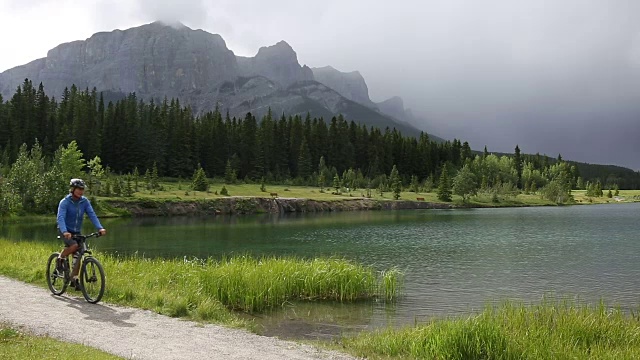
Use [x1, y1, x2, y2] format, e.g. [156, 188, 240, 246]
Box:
[58, 232, 79, 270]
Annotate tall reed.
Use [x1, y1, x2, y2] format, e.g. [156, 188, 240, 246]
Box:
[341, 299, 640, 359]
[0, 239, 402, 321]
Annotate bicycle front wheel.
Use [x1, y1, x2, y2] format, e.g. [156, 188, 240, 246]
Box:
[46, 253, 68, 295]
[80, 257, 105, 304]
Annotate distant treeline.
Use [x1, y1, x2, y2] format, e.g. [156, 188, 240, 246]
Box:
[1, 79, 639, 190]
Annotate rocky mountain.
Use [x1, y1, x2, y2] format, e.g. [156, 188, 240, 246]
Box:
[311, 66, 375, 107]
[0, 21, 429, 138]
[0, 22, 239, 102]
[309, 66, 443, 141]
[238, 41, 313, 87]
[376, 96, 406, 121]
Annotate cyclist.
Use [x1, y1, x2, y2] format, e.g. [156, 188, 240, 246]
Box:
[56, 178, 107, 289]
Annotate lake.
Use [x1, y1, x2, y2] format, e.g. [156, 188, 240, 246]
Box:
[3, 203, 639, 339]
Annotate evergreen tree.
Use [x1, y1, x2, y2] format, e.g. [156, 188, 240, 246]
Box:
[437, 166, 452, 202]
[297, 139, 312, 180]
[151, 162, 159, 193]
[224, 159, 237, 184]
[192, 165, 209, 191]
[514, 145, 522, 189]
[389, 165, 401, 200]
[144, 168, 151, 192]
[333, 174, 341, 194]
[112, 176, 122, 197]
[260, 177, 266, 192]
[124, 175, 134, 197]
[410, 175, 419, 193]
[423, 173, 435, 192]
[133, 167, 140, 192]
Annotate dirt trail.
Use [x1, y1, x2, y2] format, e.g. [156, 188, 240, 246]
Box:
[0, 276, 357, 360]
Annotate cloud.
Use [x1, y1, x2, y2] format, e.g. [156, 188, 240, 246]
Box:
[1, 0, 639, 169]
[133, 0, 209, 27]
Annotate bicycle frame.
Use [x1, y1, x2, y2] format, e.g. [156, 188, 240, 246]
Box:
[49, 231, 105, 303]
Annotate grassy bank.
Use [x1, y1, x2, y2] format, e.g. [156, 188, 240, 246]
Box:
[0, 323, 121, 359]
[113, 180, 550, 205]
[341, 300, 640, 359]
[103, 181, 640, 207]
[0, 239, 401, 327]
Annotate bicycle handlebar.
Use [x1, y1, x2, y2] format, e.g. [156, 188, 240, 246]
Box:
[57, 232, 102, 240]
[72, 232, 102, 240]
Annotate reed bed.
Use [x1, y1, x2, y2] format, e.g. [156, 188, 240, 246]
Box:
[0, 238, 401, 324]
[341, 299, 640, 359]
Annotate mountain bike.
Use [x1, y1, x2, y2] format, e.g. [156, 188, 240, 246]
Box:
[46, 232, 106, 304]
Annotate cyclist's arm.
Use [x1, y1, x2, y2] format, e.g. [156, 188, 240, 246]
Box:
[85, 200, 104, 231]
[56, 199, 68, 233]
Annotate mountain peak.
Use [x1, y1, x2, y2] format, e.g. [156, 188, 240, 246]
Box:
[311, 66, 373, 106]
[256, 40, 297, 60]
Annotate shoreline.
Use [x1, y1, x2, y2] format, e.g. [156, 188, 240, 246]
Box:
[99, 197, 537, 217]
[3, 195, 638, 220]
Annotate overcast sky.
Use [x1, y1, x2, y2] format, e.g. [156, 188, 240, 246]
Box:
[1, 0, 639, 169]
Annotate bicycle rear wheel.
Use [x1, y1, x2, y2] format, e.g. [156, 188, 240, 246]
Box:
[80, 257, 105, 304]
[46, 253, 69, 295]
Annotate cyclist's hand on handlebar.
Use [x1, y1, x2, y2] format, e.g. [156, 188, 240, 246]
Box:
[99, 228, 107, 236]
[63, 232, 72, 240]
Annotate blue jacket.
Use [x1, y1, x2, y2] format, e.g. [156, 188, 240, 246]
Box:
[56, 194, 103, 234]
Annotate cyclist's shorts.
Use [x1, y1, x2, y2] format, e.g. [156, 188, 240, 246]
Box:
[58, 231, 79, 247]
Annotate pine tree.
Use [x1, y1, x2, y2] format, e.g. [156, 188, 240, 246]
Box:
[297, 139, 312, 181]
[260, 177, 266, 192]
[410, 175, 419, 193]
[144, 168, 151, 191]
[317, 156, 328, 190]
[112, 176, 122, 197]
[437, 166, 452, 202]
[333, 174, 341, 194]
[192, 165, 209, 191]
[514, 145, 522, 189]
[124, 175, 134, 197]
[151, 162, 159, 192]
[224, 159, 236, 184]
[389, 165, 401, 200]
[133, 167, 140, 192]
[424, 173, 435, 192]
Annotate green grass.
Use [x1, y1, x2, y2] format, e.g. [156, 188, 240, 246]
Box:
[0, 323, 121, 359]
[0, 238, 401, 326]
[573, 189, 640, 205]
[340, 300, 640, 360]
[100, 180, 574, 208]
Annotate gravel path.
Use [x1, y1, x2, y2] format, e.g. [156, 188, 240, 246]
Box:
[0, 276, 357, 360]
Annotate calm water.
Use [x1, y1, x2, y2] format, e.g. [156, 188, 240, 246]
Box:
[3, 203, 640, 338]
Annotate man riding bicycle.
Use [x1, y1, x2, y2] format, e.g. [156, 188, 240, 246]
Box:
[56, 178, 107, 290]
